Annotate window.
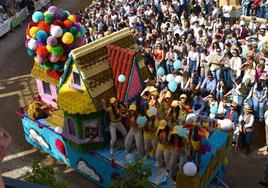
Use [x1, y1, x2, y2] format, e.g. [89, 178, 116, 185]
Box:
[73, 72, 81, 86]
[67, 118, 76, 137]
[42, 81, 51, 95]
[82, 120, 101, 143]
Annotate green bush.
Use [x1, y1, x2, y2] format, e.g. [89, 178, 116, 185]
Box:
[110, 157, 158, 188]
[20, 161, 67, 188]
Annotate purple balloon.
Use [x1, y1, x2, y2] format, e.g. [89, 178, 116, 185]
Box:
[55, 11, 63, 20]
[25, 39, 30, 48]
[36, 55, 47, 63]
[48, 6, 59, 15]
[36, 41, 44, 47]
[46, 36, 57, 46]
[75, 36, 85, 46]
[73, 23, 81, 30]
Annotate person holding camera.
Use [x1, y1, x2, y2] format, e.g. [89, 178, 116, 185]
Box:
[238, 104, 254, 155]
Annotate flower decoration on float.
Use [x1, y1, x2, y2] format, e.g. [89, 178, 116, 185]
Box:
[25, 6, 86, 73]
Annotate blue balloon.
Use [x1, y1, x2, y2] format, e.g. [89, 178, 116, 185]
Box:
[168, 81, 177, 92]
[36, 30, 48, 42]
[173, 60, 182, 69]
[210, 105, 218, 115]
[118, 74, 126, 83]
[136, 116, 147, 127]
[156, 67, 165, 76]
[32, 11, 44, 23]
[27, 48, 35, 56]
[177, 126, 188, 137]
[69, 26, 78, 35]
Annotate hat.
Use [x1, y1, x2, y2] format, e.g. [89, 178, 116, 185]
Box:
[158, 119, 168, 129]
[129, 104, 137, 111]
[244, 104, 252, 112]
[151, 91, 159, 96]
[171, 100, 180, 108]
[180, 94, 187, 99]
[110, 97, 117, 104]
[149, 86, 157, 93]
[165, 91, 172, 99]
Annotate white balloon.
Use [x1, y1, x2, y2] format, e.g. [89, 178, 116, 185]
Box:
[28, 38, 37, 50]
[166, 74, 175, 82]
[54, 127, 63, 134]
[183, 162, 197, 176]
[186, 113, 198, 123]
[175, 75, 182, 84]
[220, 119, 234, 131]
[50, 26, 63, 38]
[150, 107, 158, 116]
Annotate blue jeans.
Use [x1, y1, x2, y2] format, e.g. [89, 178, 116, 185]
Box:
[212, 69, 221, 82]
[166, 64, 174, 74]
[224, 68, 233, 88]
[216, 91, 223, 101]
[189, 60, 197, 74]
[249, 98, 267, 119]
[242, 4, 250, 16]
[258, 7, 265, 18]
[266, 7, 268, 19]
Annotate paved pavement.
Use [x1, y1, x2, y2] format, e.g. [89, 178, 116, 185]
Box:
[0, 1, 267, 188]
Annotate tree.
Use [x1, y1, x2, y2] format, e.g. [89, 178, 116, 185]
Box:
[110, 157, 158, 188]
[20, 161, 67, 188]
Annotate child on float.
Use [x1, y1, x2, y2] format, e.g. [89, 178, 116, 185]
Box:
[155, 120, 171, 170]
[102, 97, 128, 154]
[143, 108, 159, 159]
[125, 104, 144, 155]
[166, 100, 180, 129]
[158, 89, 173, 120]
[168, 126, 188, 182]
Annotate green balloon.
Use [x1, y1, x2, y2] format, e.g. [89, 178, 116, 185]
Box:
[45, 13, 55, 24]
[51, 45, 64, 56]
[43, 62, 54, 70]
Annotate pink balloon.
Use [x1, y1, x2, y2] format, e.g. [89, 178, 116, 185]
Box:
[49, 54, 60, 63]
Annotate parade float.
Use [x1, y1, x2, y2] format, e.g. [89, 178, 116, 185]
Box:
[17, 6, 234, 188]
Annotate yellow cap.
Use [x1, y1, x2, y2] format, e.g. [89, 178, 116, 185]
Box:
[165, 91, 172, 99]
[158, 120, 168, 129]
[151, 91, 159, 96]
[149, 86, 157, 93]
[180, 94, 187, 99]
[110, 97, 117, 104]
[129, 104, 137, 111]
[171, 100, 180, 108]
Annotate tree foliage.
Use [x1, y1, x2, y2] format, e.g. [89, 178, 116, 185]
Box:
[110, 157, 158, 188]
[20, 161, 67, 188]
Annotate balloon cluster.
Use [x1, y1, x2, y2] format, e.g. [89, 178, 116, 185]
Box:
[156, 60, 183, 93]
[25, 6, 86, 72]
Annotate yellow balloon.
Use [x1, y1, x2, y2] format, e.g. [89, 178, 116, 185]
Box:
[46, 44, 52, 52]
[44, 11, 49, 16]
[34, 56, 40, 64]
[62, 32, 74, 44]
[68, 15, 76, 22]
[30, 27, 39, 38]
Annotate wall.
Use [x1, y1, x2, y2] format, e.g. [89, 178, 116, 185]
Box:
[36, 79, 57, 107]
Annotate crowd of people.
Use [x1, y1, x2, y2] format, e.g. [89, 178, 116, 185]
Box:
[242, 0, 268, 19]
[77, 0, 268, 180]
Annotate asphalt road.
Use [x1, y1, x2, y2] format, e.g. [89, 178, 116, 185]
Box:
[0, 1, 267, 188]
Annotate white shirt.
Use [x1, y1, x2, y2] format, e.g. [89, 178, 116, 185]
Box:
[223, 5, 232, 18]
[230, 57, 242, 77]
[265, 110, 268, 125]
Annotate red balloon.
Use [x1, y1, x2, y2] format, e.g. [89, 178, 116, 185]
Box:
[36, 46, 49, 57]
[59, 55, 67, 62]
[38, 21, 50, 33]
[28, 21, 38, 29]
[62, 20, 73, 29]
[53, 19, 63, 26]
[26, 28, 31, 37]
